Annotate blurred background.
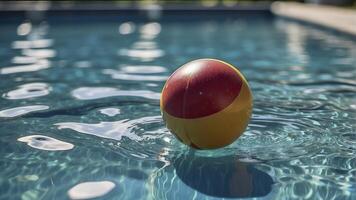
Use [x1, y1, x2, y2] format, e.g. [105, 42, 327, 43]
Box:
[1, 0, 356, 9]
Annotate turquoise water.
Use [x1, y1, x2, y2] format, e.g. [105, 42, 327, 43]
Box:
[1, 13, 356, 199]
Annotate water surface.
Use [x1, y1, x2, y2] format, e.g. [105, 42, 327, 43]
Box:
[0, 12, 356, 200]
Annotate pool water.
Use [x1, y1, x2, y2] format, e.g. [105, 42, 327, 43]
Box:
[1, 11, 356, 200]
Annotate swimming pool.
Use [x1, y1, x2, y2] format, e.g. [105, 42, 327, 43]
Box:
[0, 8, 356, 200]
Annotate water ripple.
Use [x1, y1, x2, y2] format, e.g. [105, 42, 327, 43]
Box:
[287, 78, 356, 87]
[71, 87, 160, 100]
[336, 133, 356, 150]
[256, 99, 325, 111]
[55, 116, 162, 142]
[3, 83, 51, 99]
[56, 120, 140, 141]
[229, 114, 325, 160]
[0, 105, 49, 118]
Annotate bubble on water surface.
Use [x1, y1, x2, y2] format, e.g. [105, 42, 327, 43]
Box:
[67, 181, 115, 200]
[18, 135, 74, 151]
[0, 105, 49, 118]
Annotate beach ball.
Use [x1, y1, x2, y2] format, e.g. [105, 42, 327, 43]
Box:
[160, 59, 253, 149]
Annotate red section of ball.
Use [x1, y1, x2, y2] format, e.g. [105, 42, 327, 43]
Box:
[162, 59, 242, 119]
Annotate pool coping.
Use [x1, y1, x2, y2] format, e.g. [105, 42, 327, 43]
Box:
[271, 2, 356, 36]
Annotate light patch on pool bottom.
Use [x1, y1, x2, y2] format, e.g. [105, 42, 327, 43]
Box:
[0, 105, 49, 118]
[68, 181, 115, 200]
[99, 108, 120, 117]
[18, 135, 74, 151]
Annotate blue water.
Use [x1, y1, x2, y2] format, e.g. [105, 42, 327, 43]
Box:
[1, 11, 356, 200]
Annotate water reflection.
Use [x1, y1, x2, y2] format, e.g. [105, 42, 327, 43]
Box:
[3, 83, 51, 99]
[284, 22, 309, 64]
[18, 135, 74, 151]
[55, 116, 161, 142]
[103, 69, 168, 81]
[67, 181, 115, 200]
[121, 65, 167, 74]
[99, 108, 121, 117]
[4, 19, 56, 76]
[119, 49, 164, 62]
[74, 61, 92, 68]
[139, 22, 161, 39]
[22, 48, 56, 58]
[0, 105, 49, 118]
[132, 41, 158, 49]
[71, 87, 160, 100]
[12, 56, 37, 64]
[0, 60, 50, 74]
[12, 39, 53, 49]
[119, 22, 135, 35]
[276, 19, 356, 70]
[17, 22, 32, 36]
[118, 22, 164, 62]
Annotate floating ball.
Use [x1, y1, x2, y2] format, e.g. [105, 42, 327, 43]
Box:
[160, 59, 253, 149]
